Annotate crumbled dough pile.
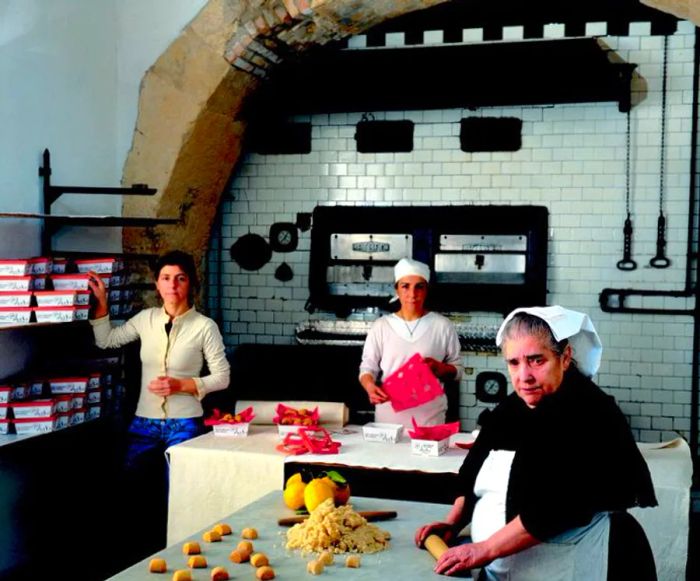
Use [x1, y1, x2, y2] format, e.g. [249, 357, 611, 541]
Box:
[286, 499, 391, 555]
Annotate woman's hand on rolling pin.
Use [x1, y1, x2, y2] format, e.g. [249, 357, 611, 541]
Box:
[434, 542, 491, 576]
[86, 270, 108, 318]
[415, 522, 455, 548]
[364, 383, 389, 405]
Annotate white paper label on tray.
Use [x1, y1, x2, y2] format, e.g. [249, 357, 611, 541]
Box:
[213, 423, 250, 437]
[0, 309, 32, 325]
[362, 422, 403, 444]
[0, 293, 32, 307]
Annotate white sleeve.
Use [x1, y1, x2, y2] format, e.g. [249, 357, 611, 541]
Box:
[359, 319, 383, 381]
[89, 314, 140, 349]
[193, 320, 230, 400]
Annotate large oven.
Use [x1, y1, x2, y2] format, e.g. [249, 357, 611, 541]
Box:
[307, 205, 548, 317]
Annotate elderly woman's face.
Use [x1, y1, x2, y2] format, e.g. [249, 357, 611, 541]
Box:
[502, 334, 572, 408]
[396, 275, 428, 310]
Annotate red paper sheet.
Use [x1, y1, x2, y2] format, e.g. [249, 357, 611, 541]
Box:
[382, 353, 444, 412]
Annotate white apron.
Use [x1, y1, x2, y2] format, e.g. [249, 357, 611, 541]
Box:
[471, 450, 610, 581]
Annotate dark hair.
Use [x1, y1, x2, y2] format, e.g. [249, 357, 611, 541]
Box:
[153, 250, 199, 304]
[499, 312, 570, 358]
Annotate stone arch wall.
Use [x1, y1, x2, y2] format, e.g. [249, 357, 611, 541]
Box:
[121, 0, 449, 266]
[120, 0, 690, 269]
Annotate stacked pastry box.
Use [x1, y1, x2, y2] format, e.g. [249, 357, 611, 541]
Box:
[74, 256, 133, 320]
[0, 379, 58, 434]
[0, 258, 37, 325]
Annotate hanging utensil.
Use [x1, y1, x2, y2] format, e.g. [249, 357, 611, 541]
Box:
[617, 110, 637, 271]
[650, 35, 671, 269]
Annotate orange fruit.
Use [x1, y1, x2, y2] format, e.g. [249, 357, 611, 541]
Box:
[283, 481, 306, 510]
[304, 478, 335, 512]
[285, 472, 303, 488]
[334, 483, 351, 505]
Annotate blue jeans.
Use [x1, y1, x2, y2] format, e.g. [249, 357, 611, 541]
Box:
[125, 416, 204, 474]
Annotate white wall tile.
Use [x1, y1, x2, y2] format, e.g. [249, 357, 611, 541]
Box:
[210, 28, 697, 444]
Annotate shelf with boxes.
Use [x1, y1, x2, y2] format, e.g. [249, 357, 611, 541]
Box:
[0, 361, 123, 443]
[0, 254, 135, 325]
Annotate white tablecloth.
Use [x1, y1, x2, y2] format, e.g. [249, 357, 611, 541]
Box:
[166, 427, 692, 580]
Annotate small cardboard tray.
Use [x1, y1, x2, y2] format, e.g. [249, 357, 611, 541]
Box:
[410, 436, 450, 457]
[362, 422, 404, 444]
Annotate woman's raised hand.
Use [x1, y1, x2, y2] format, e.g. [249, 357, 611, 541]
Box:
[86, 270, 108, 318]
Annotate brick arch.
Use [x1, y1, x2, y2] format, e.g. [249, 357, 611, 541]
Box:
[121, 0, 449, 264]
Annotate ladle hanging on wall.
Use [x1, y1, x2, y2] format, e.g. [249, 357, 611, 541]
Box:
[617, 109, 637, 271]
[650, 35, 671, 268]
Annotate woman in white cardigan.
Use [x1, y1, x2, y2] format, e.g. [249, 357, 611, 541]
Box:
[88, 250, 230, 472]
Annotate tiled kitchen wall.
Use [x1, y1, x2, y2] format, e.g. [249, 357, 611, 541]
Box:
[209, 21, 697, 443]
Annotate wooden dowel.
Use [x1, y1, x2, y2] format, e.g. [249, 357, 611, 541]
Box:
[425, 534, 449, 560]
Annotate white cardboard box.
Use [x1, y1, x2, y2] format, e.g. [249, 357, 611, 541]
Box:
[410, 436, 450, 457]
[362, 422, 403, 444]
[11, 399, 56, 418]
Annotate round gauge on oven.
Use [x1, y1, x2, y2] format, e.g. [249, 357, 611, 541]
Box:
[475, 371, 507, 404]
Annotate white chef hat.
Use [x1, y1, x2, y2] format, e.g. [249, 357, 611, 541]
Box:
[389, 258, 431, 302]
[495, 305, 603, 377]
[394, 258, 430, 283]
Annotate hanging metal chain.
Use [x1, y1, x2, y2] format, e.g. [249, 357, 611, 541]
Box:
[650, 35, 671, 268]
[659, 35, 668, 211]
[618, 109, 637, 270]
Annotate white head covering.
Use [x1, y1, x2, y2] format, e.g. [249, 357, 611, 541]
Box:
[390, 258, 430, 302]
[495, 305, 603, 377]
[394, 258, 430, 283]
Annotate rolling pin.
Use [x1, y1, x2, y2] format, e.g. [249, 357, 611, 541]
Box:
[278, 510, 397, 526]
[424, 534, 449, 560]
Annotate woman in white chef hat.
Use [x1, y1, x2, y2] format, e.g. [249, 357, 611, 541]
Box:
[359, 257, 463, 428]
[416, 306, 657, 581]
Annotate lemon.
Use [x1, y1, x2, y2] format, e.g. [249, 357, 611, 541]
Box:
[283, 481, 307, 510]
[304, 478, 335, 512]
[285, 472, 303, 488]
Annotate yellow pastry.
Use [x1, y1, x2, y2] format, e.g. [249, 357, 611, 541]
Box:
[250, 553, 269, 567]
[237, 540, 254, 556]
[256, 565, 275, 580]
[172, 570, 192, 581]
[318, 551, 334, 566]
[187, 555, 207, 568]
[214, 523, 232, 536]
[203, 530, 222, 542]
[241, 527, 258, 540]
[307, 560, 324, 575]
[210, 566, 230, 580]
[345, 555, 361, 568]
[148, 558, 167, 573]
[228, 549, 249, 564]
[182, 542, 201, 555]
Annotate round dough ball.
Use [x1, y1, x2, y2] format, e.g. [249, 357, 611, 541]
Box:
[203, 530, 222, 542]
[148, 558, 167, 573]
[345, 555, 361, 568]
[318, 551, 334, 566]
[241, 527, 258, 540]
[228, 549, 249, 564]
[250, 553, 269, 568]
[256, 566, 275, 580]
[172, 570, 193, 581]
[210, 566, 230, 580]
[237, 540, 254, 556]
[181, 542, 201, 555]
[307, 560, 324, 575]
[187, 555, 207, 569]
[214, 523, 232, 536]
